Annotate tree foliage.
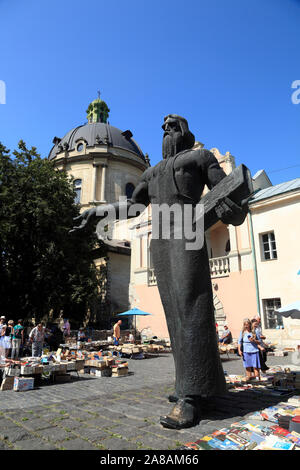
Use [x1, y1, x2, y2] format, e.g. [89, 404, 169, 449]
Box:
[0, 140, 105, 324]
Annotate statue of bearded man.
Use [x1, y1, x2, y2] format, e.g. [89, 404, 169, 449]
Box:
[71, 114, 248, 429]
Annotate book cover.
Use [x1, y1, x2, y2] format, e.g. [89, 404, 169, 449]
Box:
[247, 432, 266, 446]
[208, 438, 240, 450]
[231, 420, 250, 428]
[229, 427, 250, 435]
[226, 432, 249, 446]
[211, 429, 229, 441]
[194, 439, 216, 450]
[271, 429, 300, 446]
[269, 425, 289, 436]
[246, 441, 259, 450]
[264, 435, 295, 450]
[251, 424, 273, 435]
[183, 441, 199, 450]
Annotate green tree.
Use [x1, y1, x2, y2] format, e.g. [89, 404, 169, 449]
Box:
[0, 140, 105, 324]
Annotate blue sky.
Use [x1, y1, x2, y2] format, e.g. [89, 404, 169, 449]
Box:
[0, 0, 300, 185]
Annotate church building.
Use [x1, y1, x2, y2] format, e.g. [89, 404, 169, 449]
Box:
[48, 96, 149, 320]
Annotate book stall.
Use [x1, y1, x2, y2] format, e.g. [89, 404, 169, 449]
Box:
[0, 327, 171, 392]
[77, 349, 130, 377]
[59, 338, 112, 351]
[0, 346, 134, 391]
[225, 366, 300, 395]
[182, 395, 300, 450]
[108, 342, 170, 359]
[0, 352, 85, 391]
[60, 334, 171, 360]
[218, 341, 287, 358]
[181, 368, 300, 451]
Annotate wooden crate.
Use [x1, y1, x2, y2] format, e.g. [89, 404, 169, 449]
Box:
[112, 367, 129, 377]
[1, 376, 15, 391]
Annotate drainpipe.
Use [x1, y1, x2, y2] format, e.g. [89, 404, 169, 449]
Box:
[248, 209, 261, 316]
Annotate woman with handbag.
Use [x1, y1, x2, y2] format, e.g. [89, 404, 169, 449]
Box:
[238, 318, 264, 381]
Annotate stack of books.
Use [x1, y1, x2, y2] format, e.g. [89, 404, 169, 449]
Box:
[182, 400, 300, 451]
[288, 395, 300, 406]
[247, 401, 300, 425]
[183, 423, 300, 451]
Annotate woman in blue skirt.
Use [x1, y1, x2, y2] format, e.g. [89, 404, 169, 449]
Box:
[238, 318, 263, 380]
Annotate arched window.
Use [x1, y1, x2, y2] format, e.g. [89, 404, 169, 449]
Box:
[74, 179, 82, 204]
[125, 182, 135, 199]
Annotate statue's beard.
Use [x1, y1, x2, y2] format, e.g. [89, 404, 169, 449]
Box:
[162, 132, 185, 159]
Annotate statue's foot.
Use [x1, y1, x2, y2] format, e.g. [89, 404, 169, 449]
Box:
[160, 398, 201, 430]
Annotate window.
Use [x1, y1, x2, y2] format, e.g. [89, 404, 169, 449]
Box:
[77, 143, 84, 152]
[260, 231, 277, 260]
[125, 182, 135, 199]
[225, 239, 231, 253]
[148, 242, 154, 269]
[262, 298, 283, 329]
[74, 179, 82, 204]
[148, 241, 157, 285]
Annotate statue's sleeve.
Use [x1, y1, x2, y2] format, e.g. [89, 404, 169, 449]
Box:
[202, 150, 227, 190]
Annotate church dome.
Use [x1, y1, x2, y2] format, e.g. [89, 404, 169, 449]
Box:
[48, 96, 146, 163]
[48, 122, 145, 161]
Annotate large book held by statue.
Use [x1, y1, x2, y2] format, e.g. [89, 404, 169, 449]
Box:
[202, 164, 253, 231]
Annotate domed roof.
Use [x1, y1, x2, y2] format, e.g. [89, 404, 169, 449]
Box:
[48, 122, 145, 162]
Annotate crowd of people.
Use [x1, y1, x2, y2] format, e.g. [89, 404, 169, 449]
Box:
[1, 313, 269, 381]
[0, 315, 131, 360]
[0, 316, 76, 359]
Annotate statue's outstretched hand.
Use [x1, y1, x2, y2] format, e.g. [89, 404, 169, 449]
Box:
[215, 196, 249, 226]
[69, 207, 97, 233]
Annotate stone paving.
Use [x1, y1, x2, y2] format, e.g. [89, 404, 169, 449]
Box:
[0, 353, 295, 450]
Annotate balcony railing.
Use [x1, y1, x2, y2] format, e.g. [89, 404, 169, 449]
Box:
[148, 255, 230, 286]
[148, 268, 157, 286]
[209, 256, 230, 278]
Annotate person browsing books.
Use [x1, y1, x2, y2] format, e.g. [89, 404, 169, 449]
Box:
[238, 318, 264, 380]
[113, 320, 122, 346]
[29, 323, 45, 357]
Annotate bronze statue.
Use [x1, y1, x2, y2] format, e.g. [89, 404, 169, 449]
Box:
[71, 115, 250, 429]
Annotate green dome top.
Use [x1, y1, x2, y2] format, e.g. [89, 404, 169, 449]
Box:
[86, 94, 110, 123]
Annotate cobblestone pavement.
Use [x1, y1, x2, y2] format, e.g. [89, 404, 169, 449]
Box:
[0, 353, 295, 450]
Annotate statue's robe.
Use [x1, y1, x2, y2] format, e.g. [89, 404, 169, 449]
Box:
[142, 149, 227, 398]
